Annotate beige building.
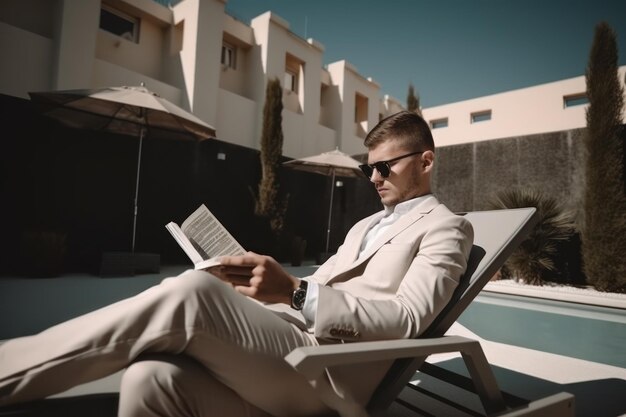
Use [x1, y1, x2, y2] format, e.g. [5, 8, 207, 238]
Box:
[422, 66, 626, 147]
[0, 0, 403, 158]
[3, 0, 622, 156]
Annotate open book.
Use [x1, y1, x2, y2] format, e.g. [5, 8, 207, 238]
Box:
[165, 204, 246, 270]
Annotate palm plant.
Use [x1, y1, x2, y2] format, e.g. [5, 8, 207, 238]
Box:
[487, 187, 577, 285]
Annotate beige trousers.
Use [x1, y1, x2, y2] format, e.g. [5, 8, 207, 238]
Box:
[0, 270, 334, 417]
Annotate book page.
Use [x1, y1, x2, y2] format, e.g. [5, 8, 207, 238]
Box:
[180, 204, 246, 261]
[165, 222, 204, 265]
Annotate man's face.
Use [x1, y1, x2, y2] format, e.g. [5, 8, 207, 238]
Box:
[366, 140, 432, 207]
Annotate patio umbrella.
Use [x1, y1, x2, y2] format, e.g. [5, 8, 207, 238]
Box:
[283, 148, 364, 254]
[29, 84, 216, 253]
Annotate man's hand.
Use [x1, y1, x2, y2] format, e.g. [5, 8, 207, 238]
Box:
[208, 252, 299, 305]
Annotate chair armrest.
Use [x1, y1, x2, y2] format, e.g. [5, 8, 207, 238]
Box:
[285, 335, 478, 378]
[285, 335, 507, 414]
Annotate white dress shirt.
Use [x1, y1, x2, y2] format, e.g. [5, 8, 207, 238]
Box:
[301, 194, 433, 326]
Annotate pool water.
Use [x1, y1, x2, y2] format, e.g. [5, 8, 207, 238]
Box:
[458, 292, 626, 368]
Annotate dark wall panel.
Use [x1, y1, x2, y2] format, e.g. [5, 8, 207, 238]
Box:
[432, 143, 474, 212]
[432, 129, 587, 215]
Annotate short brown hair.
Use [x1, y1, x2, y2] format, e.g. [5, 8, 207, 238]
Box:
[364, 111, 435, 152]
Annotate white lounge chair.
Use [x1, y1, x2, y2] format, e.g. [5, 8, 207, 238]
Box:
[286, 207, 575, 416]
[0, 208, 575, 416]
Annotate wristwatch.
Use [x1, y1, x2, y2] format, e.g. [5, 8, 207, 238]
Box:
[290, 279, 308, 310]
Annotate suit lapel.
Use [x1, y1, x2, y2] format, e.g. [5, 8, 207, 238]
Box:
[327, 195, 440, 282]
[332, 211, 385, 273]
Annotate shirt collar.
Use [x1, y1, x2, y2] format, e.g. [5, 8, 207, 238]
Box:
[384, 193, 433, 216]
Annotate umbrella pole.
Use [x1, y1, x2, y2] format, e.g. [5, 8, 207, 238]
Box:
[325, 170, 336, 254]
[131, 127, 144, 253]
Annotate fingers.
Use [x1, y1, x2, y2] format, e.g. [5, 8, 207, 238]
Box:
[234, 285, 257, 297]
[207, 264, 253, 286]
[215, 252, 271, 286]
[219, 251, 267, 267]
[207, 252, 294, 304]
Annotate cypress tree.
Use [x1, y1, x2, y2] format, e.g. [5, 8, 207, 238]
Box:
[407, 83, 422, 116]
[256, 77, 287, 238]
[582, 22, 626, 293]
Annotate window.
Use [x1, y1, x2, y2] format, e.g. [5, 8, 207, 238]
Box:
[285, 53, 302, 94]
[471, 110, 492, 123]
[284, 53, 304, 113]
[100, 6, 139, 43]
[563, 93, 589, 108]
[221, 43, 237, 69]
[284, 69, 298, 93]
[430, 118, 448, 129]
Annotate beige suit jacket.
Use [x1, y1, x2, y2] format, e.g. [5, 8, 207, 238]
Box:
[309, 195, 473, 342]
[268, 195, 474, 414]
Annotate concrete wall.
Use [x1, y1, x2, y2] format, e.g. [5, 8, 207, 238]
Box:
[327, 60, 381, 156]
[54, 0, 100, 90]
[216, 87, 258, 148]
[432, 129, 586, 222]
[0, 0, 58, 38]
[250, 12, 328, 158]
[0, 22, 55, 98]
[171, 0, 224, 126]
[92, 58, 182, 104]
[95, 18, 166, 82]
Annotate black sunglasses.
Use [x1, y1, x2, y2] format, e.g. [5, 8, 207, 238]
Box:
[359, 151, 424, 178]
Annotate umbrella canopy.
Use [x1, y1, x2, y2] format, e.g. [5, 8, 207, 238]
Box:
[283, 148, 362, 178]
[29, 85, 216, 140]
[283, 148, 365, 254]
[29, 85, 216, 253]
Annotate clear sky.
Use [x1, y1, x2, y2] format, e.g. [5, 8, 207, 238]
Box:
[224, 0, 626, 108]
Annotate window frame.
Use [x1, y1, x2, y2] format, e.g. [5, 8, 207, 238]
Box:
[221, 42, 237, 70]
[100, 5, 140, 43]
[470, 110, 492, 124]
[284, 68, 298, 93]
[563, 93, 589, 108]
[430, 118, 449, 129]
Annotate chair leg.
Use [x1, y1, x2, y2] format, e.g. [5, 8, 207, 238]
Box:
[460, 341, 506, 414]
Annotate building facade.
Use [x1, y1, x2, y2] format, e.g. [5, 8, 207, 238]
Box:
[2, 0, 624, 155]
[0, 0, 404, 158]
[422, 66, 626, 147]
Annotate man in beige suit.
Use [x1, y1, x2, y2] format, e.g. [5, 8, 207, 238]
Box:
[0, 111, 473, 417]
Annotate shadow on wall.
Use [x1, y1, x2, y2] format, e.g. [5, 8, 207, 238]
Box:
[0, 94, 380, 276]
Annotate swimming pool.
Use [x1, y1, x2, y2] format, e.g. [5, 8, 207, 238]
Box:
[458, 291, 626, 368]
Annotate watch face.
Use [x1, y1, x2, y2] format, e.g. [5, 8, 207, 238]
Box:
[292, 288, 306, 309]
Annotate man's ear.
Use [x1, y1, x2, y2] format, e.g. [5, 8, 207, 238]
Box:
[422, 150, 434, 172]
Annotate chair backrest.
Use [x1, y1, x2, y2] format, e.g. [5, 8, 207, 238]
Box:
[368, 207, 539, 410]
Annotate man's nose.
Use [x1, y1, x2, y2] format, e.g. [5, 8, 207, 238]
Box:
[369, 167, 383, 183]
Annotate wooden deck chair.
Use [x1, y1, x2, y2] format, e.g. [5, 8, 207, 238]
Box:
[1, 208, 575, 417]
[285, 207, 575, 416]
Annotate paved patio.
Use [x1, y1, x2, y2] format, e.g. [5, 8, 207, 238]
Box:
[1, 264, 624, 416]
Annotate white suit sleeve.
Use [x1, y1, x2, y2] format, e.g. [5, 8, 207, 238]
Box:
[300, 279, 319, 327]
